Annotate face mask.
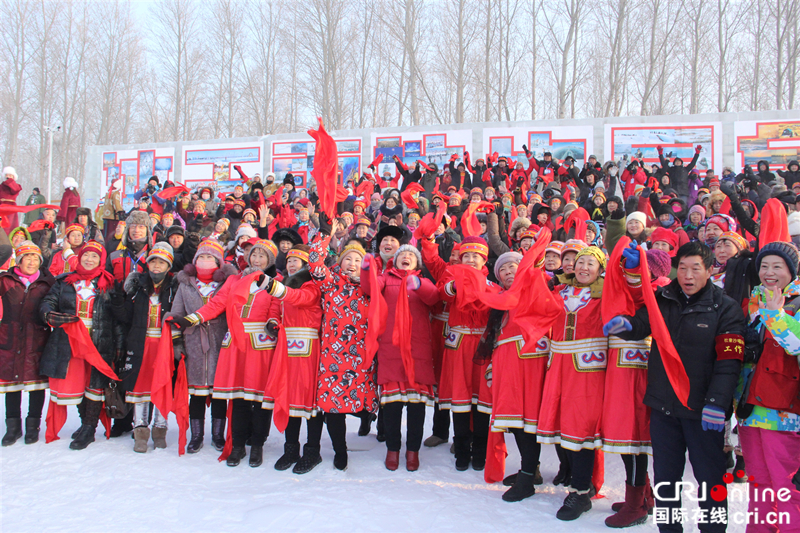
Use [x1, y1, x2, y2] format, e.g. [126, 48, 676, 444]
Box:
[149, 270, 167, 285]
[609, 168, 618, 176]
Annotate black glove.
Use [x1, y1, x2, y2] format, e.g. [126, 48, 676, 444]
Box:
[611, 207, 626, 220]
[265, 321, 279, 339]
[46, 312, 80, 327]
[720, 181, 735, 197]
[318, 211, 332, 236]
[640, 187, 651, 198]
[172, 338, 185, 361]
[522, 144, 530, 156]
[516, 175, 525, 188]
[170, 316, 194, 330]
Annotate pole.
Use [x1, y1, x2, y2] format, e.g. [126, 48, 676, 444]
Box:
[46, 127, 54, 203]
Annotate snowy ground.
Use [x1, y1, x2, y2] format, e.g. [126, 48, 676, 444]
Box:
[1, 396, 748, 533]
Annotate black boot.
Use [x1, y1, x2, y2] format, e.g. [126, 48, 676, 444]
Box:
[454, 436, 471, 471]
[249, 445, 263, 467]
[187, 419, 204, 454]
[72, 399, 87, 439]
[503, 470, 537, 502]
[24, 417, 40, 445]
[226, 446, 247, 467]
[70, 400, 101, 450]
[110, 410, 133, 438]
[211, 418, 226, 452]
[69, 424, 96, 450]
[553, 446, 571, 486]
[357, 411, 375, 437]
[556, 491, 592, 521]
[725, 450, 735, 470]
[274, 442, 301, 471]
[534, 463, 544, 485]
[2, 418, 22, 447]
[333, 451, 348, 471]
[293, 445, 323, 474]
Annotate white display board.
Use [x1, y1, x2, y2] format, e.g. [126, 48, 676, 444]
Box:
[733, 118, 800, 172]
[482, 125, 594, 168]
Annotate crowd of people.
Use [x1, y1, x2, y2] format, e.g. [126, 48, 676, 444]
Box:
[2, 147, 800, 531]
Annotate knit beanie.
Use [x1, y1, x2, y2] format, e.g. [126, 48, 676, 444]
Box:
[14, 240, 42, 263]
[246, 238, 277, 268]
[236, 223, 258, 242]
[194, 238, 225, 266]
[338, 242, 366, 265]
[147, 242, 174, 268]
[493, 251, 523, 280]
[460, 236, 489, 259]
[756, 242, 800, 279]
[393, 244, 422, 269]
[706, 213, 737, 233]
[688, 205, 706, 220]
[626, 212, 647, 227]
[575, 246, 607, 270]
[646, 249, 671, 279]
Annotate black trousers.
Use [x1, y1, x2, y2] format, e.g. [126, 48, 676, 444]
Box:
[431, 402, 450, 440]
[650, 410, 727, 533]
[452, 406, 489, 460]
[4, 390, 45, 419]
[565, 448, 595, 492]
[188, 395, 227, 420]
[511, 429, 541, 474]
[621, 453, 649, 487]
[324, 412, 348, 455]
[382, 402, 425, 452]
[304, 413, 325, 449]
[231, 399, 272, 447]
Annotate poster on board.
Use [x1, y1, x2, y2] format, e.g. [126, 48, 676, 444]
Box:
[182, 142, 264, 194]
[482, 126, 593, 169]
[369, 130, 473, 181]
[269, 136, 362, 188]
[604, 123, 723, 172]
[99, 147, 175, 212]
[733, 119, 800, 172]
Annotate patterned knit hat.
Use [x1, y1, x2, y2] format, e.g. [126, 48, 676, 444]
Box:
[460, 236, 489, 259]
[546, 240, 565, 255]
[147, 242, 174, 267]
[243, 208, 257, 220]
[194, 238, 225, 266]
[561, 239, 587, 257]
[65, 224, 84, 238]
[246, 238, 277, 268]
[718, 231, 749, 252]
[14, 240, 42, 263]
[287, 244, 311, 264]
[706, 213, 737, 233]
[756, 242, 800, 279]
[575, 245, 607, 270]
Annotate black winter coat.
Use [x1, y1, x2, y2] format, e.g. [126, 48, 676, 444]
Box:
[113, 272, 178, 391]
[620, 279, 745, 420]
[39, 275, 124, 389]
[777, 160, 800, 188]
[659, 152, 699, 198]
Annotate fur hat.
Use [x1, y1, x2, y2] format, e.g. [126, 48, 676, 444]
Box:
[757, 242, 800, 279]
[509, 217, 532, 237]
[63, 177, 78, 189]
[2, 166, 17, 179]
[375, 225, 407, 247]
[165, 225, 185, 240]
[393, 244, 422, 269]
[147, 242, 174, 268]
[493, 251, 523, 280]
[272, 227, 303, 247]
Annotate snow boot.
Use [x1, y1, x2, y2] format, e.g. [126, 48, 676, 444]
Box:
[333, 451, 348, 471]
[357, 411, 375, 437]
[72, 399, 87, 439]
[69, 424, 97, 450]
[553, 464, 571, 486]
[2, 418, 22, 446]
[249, 445, 263, 467]
[503, 473, 517, 486]
[211, 418, 226, 451]
[385, 450, 400, 471]
[503, 470, 537, 502]
[471, 441, 486, 471]
[152, 427, 167, 449]
[556, 491, 592, 521]
[605, 483, 648, 528]
[406, 451, 419, 472]
[292, 445, 322, 474]
[24, 417, 40, 445]
[133, 427, 150, 453]
[274, 442, 301, 471]
[187, 419, 204, 454]
[423, 435, 447, 447]
[733, 455, 746, 483]
[110, 410, 134, 438]
[454, 436, 471, 471]
[226, 446, 246, 466]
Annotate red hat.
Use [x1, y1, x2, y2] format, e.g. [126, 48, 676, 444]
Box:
[650, 227, 679, 256]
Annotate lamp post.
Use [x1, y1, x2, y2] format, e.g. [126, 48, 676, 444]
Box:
[45, 126, 61, 202]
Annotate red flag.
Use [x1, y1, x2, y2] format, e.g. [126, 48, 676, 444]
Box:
[218, 399, 234, 462]
[461, 203, 482, 237]
[308, 118, 339, 220]
[270, 326, 291, 433]
[365, 261, 387, 367]
[45, 401, 67, 443]
[601, 237, 636, 323]
[151, 322, 175, 417]
[637, 245, 691, 408]
[100, 409, 111, 439]
[173, 355, 189, 455]
[0, 204, 60, 229]
[158, 184, 190, 199]
[759, 198, 790, 246]
[370, 154, 383, 169]
[484, 431, 508, 483]
[401, 183, 425, 209]
[62, 321, 120, 380]
[392, 274, 416, 387]
[356, 179, 374, 200]
[414, 202, 446, 240]
[564, 207, 590, 242]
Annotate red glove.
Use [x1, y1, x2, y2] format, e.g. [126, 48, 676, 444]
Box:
[449, 153, 458, 162]
[657, 145, 663, 154]
[695, 145, 702, 154]
[482, 170, 492, 184]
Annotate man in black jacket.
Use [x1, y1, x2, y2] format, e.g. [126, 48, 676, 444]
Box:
[658, 145, 701, 203]
[604, 241, 745, 533]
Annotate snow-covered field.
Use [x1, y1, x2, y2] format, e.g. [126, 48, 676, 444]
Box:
[1, 397, 748, 533]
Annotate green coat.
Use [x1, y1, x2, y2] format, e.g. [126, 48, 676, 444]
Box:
[23, 193, 46, 225]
